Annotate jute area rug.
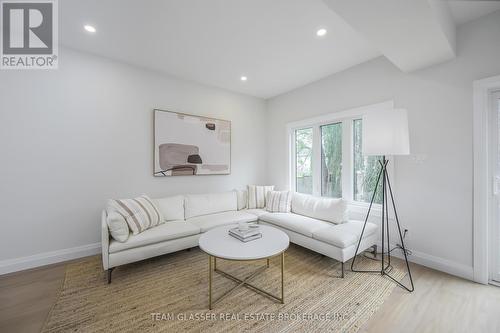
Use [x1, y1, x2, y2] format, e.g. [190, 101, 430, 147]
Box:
[42, 244, 405, 333]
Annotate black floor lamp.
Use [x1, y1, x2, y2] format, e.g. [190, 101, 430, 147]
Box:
[350, 108, 415, 292]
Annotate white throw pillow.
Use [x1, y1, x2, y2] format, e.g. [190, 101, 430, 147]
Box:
[154, 195, 185, 221]
[106, 210, 130, 242]
[247, 185, 275, 209]
[107, 195, 163, 235]
[234, 189, 247, 210]
[291, 192, 348, 224]
[266, 191, 292, 213]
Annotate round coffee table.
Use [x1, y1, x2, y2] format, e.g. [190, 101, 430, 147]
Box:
[199, 224, 289, 309]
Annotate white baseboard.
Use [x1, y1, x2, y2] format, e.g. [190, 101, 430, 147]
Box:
[0, 240, 474, 281]
[375, 242, 474, 281]
[0, 243, 101, 276]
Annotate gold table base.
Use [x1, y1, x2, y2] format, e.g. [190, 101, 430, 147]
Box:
[208, 252, 285, 310]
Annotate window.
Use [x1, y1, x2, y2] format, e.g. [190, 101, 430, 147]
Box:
[295, 128, 313, 194]
[289, 101, 393, 208]
[321, 123, 342, 198]
[353, 119, 383, 204]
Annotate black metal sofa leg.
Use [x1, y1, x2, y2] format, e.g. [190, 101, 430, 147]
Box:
[107, 267, 114, 284]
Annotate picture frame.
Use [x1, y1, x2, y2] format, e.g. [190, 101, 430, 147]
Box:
[153, 109, 231, 176]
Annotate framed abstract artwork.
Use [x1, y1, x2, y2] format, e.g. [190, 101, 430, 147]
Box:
[153, 109, 231, 176]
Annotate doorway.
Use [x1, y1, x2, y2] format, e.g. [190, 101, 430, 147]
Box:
[491, 91, 500, 284]
[473, 75, 500, 284]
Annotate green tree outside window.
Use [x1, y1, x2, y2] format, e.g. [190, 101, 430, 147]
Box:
[295, 128, 313, 194]
[321, 123, 342, 198]
[353, 119, 383, 204]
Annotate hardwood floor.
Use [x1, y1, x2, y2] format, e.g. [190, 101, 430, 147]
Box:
[1, 256, 500, 333]
[359, 263, 500, 333]
[0, 263, 65, 333]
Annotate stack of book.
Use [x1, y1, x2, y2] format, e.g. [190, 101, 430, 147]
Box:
[229, 225, 262, 242]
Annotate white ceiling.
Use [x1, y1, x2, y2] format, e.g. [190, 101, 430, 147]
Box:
[59, 0, 500, 99]
[324, 0, 457, 73]
[60, 0, 380, 99]
[447, 0, 500, 26]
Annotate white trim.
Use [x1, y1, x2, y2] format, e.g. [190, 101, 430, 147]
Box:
[408, 250, 474, 281]
[312, 126, 321, 195]
[489, 279, 500, 287]
[349, 200, 386, 219]
[342, 119, 353, 201]
[0, 242, 101, 275]
[288, 126, 296, 192]
[489, 90, 500, 283]
[286, 100, 394, 131]
[377, 242, 474, 281]
[473, 74, 500, 284]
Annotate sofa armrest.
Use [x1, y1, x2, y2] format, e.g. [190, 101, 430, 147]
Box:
[101, 210, 110, 270]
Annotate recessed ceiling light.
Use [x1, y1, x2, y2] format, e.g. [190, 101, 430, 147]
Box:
[84, 25, 96, 33]
[316, 28, 327, 37]
[240, 76, 248, 82]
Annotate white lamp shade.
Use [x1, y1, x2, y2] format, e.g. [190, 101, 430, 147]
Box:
[362, 108, 410, 156]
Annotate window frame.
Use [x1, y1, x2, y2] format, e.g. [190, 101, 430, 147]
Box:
[287, 101, 395, 214]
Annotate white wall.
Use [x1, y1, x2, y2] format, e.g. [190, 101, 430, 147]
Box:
[0, 48, 267, 267]
[266, 11, 500, 279]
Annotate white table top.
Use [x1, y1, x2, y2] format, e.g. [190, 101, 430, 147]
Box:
[198, 224, 289, 260]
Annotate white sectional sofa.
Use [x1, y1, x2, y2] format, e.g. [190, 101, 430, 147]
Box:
[102, 191, 378, 283]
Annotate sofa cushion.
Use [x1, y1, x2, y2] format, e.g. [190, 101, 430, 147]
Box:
[245, 208, 268, 218]
[154, 195, 184, 221]
[234, 189, 247, 210]
[247, 185, 274, 209]
[291, 193, 348, 224]
[106, 210, 130, 242]
[109, 221, 200, 253]
[266, 191, 292, 213]
[312, 221, 378, 248]
[187, 211, 258, 232]
[184, 191, 237, 219]
[259, 213, 332, 238]
[107, 195, 163, 235]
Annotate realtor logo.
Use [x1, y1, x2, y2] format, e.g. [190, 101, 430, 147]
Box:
[1, 0, 58, 69]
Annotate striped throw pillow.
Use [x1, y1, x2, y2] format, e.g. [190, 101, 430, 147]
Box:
[107, 195, 163, 235]
[266, 191, 292, 213]
[247, 185, 274, 209]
